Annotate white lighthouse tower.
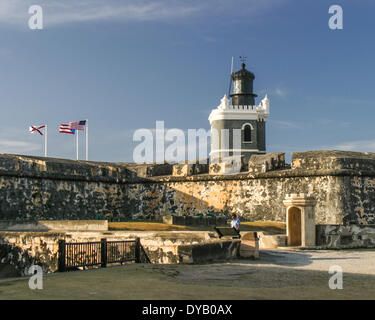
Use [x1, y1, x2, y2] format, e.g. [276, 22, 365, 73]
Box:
[208, 62, 270, 163]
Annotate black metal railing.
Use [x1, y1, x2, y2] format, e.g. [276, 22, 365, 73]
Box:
[58, 238, 148, 272]
[106, 240, 136, 264]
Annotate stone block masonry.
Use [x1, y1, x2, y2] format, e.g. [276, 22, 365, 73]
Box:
[249, 152, 286, 173]
[0, 230, 244, 275]
[316, 224, 375, 248]
[0, 151, 375, 225]
[0, 220, 108, 232]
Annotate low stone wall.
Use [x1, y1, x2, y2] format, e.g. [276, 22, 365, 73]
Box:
[0, 220, 108, 232]
[257, 232, 287, 249]
[0, 231, 63, 276]
[240, 232, 259, 258]
[0, 230, 251, 277]
[316, 224, 375, 248]
[178, 240, 241, 263]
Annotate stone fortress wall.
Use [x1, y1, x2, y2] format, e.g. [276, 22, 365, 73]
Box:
[0, 150, 374, 225]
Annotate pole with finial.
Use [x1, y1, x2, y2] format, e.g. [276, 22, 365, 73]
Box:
[227, 56, 234, 97]
[239, 55, 247, 68]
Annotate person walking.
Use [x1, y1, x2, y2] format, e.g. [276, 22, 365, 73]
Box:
[230, 214, 241, 232]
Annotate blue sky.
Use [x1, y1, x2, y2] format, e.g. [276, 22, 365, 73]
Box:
[0, 0, 374, 162]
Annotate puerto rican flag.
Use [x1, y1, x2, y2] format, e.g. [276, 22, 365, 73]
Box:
[69, 120, 86, 130]
[29, 125, 45, 135]
[59, 124, 75, 134]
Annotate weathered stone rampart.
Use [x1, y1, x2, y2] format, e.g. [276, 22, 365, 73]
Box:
[0, 230, 242, 275]
[316, 224, 375, 248]
[0, 151, 374, 225]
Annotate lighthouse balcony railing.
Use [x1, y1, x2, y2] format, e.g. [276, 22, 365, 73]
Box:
[228, 105, 256, 111]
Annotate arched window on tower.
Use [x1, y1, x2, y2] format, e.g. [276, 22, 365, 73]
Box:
[243, 124, 252, 143]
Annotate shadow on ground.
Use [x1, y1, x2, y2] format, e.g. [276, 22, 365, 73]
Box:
[253, 250, 360, 267]
[0, 249, 374, 300]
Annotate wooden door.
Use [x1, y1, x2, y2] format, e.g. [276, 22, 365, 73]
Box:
[288, 207, 302, 246]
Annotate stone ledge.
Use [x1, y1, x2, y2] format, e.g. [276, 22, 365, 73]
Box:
[177, 240, 241, 263]
[0, 220, 108, 232]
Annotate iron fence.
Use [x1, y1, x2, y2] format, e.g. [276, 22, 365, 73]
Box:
[58, 238, 148, 272]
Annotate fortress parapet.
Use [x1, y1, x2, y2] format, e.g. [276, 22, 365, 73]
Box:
[1, 151, 375, 182]
[0, 151, 374, 224]
[249, 152, 286, 173]
[291, 150, 375, 172]
[131, 163, 173, 178]
[172, 162, 209, 177]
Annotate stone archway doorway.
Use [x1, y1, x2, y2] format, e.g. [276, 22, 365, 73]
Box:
[287, 206, 302, 246]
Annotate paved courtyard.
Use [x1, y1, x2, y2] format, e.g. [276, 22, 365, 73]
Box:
[0, 249, 374, 300]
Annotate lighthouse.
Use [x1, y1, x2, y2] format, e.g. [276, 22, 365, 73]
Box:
[208, 62, 270, 163]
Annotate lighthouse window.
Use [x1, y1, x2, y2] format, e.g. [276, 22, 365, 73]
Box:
[244, 125, 252, 142]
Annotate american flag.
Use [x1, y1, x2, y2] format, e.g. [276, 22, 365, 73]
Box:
[59, 124, 75, 134]
[29, 125, 45, 135]
[69, 120, 86, 130]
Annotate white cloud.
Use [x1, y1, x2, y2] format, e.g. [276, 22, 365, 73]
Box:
[0, 0, 200, 26]
[275, 87, 287, 98]
[268, 119, 301, 129]
[331, 140, 375, 153]
[269, 118, 351, 131]
[0, 139, 40, 154]
[0, 0, 288, 27]
[260, 87, 288, 99]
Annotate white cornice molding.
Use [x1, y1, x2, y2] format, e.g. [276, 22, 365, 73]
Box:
[210, 149, 260, 153]
[208, 94, 270, 124]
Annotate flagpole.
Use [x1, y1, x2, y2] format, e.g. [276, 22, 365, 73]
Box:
[44, 125, 48, 157]
[86, 119, 88, 161]
[228, 56, 234, 97]
[76, 130, 79, 160]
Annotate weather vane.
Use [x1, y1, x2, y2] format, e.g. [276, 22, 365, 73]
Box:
[239, 56, 247, 64]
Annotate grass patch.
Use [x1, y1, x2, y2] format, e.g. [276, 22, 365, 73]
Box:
[108, 221, 286, 234]
[241, 221, 286, 234]
[108, 222, 191, 231]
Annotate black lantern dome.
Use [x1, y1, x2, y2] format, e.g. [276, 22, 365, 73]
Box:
[230, 63, 257, 105]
